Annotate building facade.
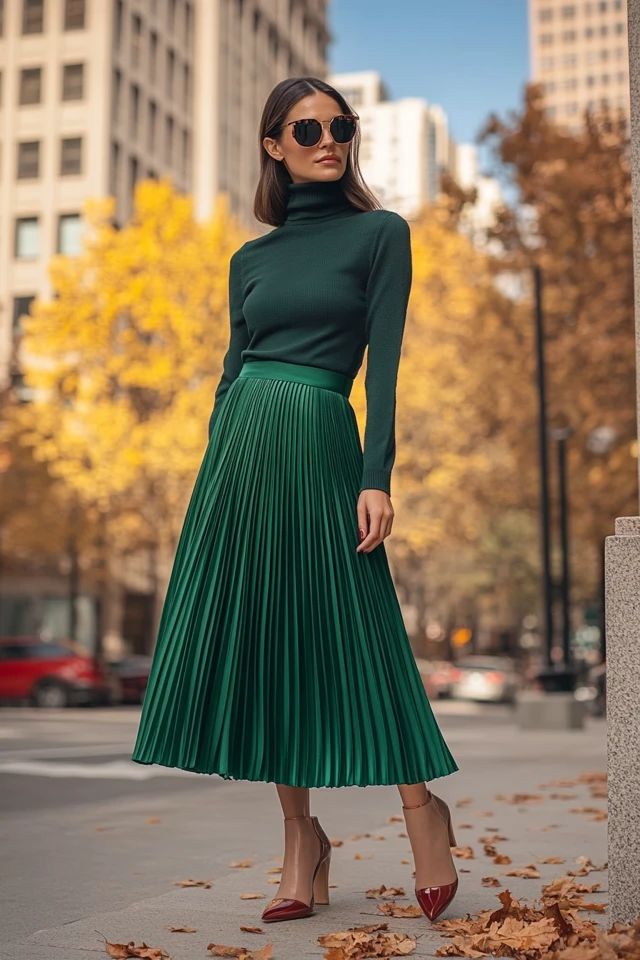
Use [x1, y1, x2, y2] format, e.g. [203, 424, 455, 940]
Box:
[0, 0, 330, 392]
[528, 0, 630, 130]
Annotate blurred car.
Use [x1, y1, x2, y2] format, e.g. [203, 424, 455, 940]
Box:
[0, 636, 120, 708]
[449, 656, 522, 703]
[107, 655, 152, 704]
[574, 660, 606, 717]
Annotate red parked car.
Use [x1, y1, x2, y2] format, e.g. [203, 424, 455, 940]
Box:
[0, 636, 119, 708]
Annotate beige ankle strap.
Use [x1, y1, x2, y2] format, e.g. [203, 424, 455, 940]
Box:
[402, 792, 433, 811]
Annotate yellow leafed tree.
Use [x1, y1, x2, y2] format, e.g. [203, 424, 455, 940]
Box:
[7, 178, 252, 570]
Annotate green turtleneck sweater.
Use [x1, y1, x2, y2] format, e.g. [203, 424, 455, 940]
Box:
[208, 177, 412, 496]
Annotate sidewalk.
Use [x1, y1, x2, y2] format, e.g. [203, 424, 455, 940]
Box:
[0, 705, 608, 959]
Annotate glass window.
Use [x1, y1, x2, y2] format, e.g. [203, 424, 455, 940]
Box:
[617, 70, 627, 83]
[64, 0, 85, 29]
[599, 1, 608, 9]
[540, 33, 554, 45]
[562, 29, 577, 41]
[541, 56, 555, 70]
[185, 2, 192, 43]
[17, 140, 40, 178]
[183, 63, 190, 111]
[57, 213, 82, 254]
[561, 3, 576, 15]
[15, 217, 39, 258]
[129, 155, 139, 196]
[110, 139, 120, 195]
[147, 100, 157, 151]
[112, 68, 122, 123]
[563, 53, 577, 66]
[149, 32, 158, 83]
[22, 0, 44, 34]
[114, 0, 123, 46]
[614, 0, 623, 8]
[615, 22, 625, 33]
[166, 49, 175, 98]
[0, 0, 4, 36]
[165, 115, 173, 164]
[12, 295, 35, 332]
[62, 63, 84, 100]
[602, 73, 610, 84]
[131, 14, 142, 68]
[587, 74, 596, 85]
[130, 83, 139, 138]
[586, 26, 594, 37]
[539, 7, 554, 21]
[600, 24, 609, 35]
[60, 136, 82, 175]
[19, 67, 42, 105]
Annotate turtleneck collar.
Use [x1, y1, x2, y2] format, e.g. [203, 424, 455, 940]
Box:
[284, 177, 355, 224]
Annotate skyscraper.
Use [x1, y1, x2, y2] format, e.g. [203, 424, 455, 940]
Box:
[528, 0, 630, 130]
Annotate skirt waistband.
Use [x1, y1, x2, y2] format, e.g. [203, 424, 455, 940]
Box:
[238, 360, 353, 398]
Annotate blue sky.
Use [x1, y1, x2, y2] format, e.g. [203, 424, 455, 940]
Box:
[328, 0, 530, 175]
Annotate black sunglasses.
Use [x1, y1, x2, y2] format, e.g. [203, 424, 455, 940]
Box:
[284, 114, 359, 148]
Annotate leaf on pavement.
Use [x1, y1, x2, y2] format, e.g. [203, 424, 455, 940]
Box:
[207, 942, 273, 959]
[482, 877, 501, 887]
[452, 846, 475, 859]
[495, 793, 546, 804]
[366, 884, 406, 899]
[101, 938, 172, 959]
[172, 878, 213, 888]
[229, 860, 254, 868]
[238, 893, 266, 899]
[503, 865, 541, 879]
[165, 925, 197, 933]
[330, 838, 344, 847]
[535, 857, 565, 864]
[455, 798, 474, 808]
[354, 853, 373, 860]
[239, 927, 264, 934]
[376, 901, 424, 918]
[319, 927, 417, 956]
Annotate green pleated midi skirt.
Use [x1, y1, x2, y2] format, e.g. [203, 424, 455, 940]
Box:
[131, 359, 458, 788]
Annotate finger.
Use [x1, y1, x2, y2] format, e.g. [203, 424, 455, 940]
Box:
[356, 498, 369, 549]
[358, 511, 383, 553]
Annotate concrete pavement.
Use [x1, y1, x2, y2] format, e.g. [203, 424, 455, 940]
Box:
[0, 703, 608, 958]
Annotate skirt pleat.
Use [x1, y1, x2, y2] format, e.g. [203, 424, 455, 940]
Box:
[131, 361, 458, 788]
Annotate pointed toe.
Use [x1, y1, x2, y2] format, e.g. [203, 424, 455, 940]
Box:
[261, 897, 314, 923]
[415, 879, 459, 922]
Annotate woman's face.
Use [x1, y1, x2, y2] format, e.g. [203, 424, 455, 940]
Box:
[263, 92, 351, 184]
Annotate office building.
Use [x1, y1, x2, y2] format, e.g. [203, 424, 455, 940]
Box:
[528, 0, 630, 130]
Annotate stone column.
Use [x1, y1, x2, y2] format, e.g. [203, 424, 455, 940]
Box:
[606, 0, 640, 925]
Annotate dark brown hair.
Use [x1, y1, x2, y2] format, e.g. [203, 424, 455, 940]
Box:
[254, 76, 382, 227]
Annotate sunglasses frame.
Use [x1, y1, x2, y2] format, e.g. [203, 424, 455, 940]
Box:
[284, 114, 359, 147]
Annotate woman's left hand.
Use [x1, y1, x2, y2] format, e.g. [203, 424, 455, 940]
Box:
[356, 489, 394, 554]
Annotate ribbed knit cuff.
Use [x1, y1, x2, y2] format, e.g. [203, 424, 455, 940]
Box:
[359, 470, 391, 496]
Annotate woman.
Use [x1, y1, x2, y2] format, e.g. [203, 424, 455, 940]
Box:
[132, 76, 459, 924]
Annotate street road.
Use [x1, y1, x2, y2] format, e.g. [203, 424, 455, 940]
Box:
[0, 702, 607, 956]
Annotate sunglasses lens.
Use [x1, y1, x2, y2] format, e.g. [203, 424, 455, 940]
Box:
[330, 116, 356, 143]
[293, 119, 322, 146]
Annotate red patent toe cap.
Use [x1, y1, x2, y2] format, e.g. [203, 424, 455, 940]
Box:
[415, 879, 459, 921]
[261, 898, 314, 922]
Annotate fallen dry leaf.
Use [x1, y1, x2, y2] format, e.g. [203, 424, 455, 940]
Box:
[493, 854, 513, 865]
[354, 854, 373, 860]
[239, 927, 264, 934]
[207, 942, 273, 960]
[452, 846, 475, 860]
[172, 879, 213, 889]
[318, 927, 417, 957]
[534, 857, 565, 864]
[366, 884, 406, 899]
[456, 798, 474, 808]
[330, 838, 344, 847]
[480, 835, 508, 843]
[528, 824, 559, 831]
[496, 793, 546, 805]
[146, 818, 162, 824]
[101, 937, 172, 960]
[548, 793, 578, 800]
[229, 860, 254, 868]
[457, 824, 473, 830]
[503, 865, 541, 879]
[567, 857, 606, 877]
[238, 893, 266, 900]
[165, 926, 197, 933]
[264, 868, 281, 874]
[266, 878, 280, 884]
[376, 900, 423, 918]
[401, 859, 411, 865]
[387, 815, 404, 823]
[482, 877, 502, 887]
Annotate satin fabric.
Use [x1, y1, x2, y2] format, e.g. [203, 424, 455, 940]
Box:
[131, 359, 458, 787]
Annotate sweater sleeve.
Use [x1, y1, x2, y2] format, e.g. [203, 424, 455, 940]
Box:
[360, 212, 412, 496]
[208, 246, 250, 439]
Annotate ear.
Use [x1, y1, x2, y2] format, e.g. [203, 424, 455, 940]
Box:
[262, 137, 283, 162]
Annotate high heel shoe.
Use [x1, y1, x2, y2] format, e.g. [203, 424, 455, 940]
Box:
[402, 792, 459, 922]
[260, 814, 332, 923]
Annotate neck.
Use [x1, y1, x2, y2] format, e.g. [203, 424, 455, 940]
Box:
[284, 177, 354, 224]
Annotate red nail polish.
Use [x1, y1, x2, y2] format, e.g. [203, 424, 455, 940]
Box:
[359, 529, 365, 540]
